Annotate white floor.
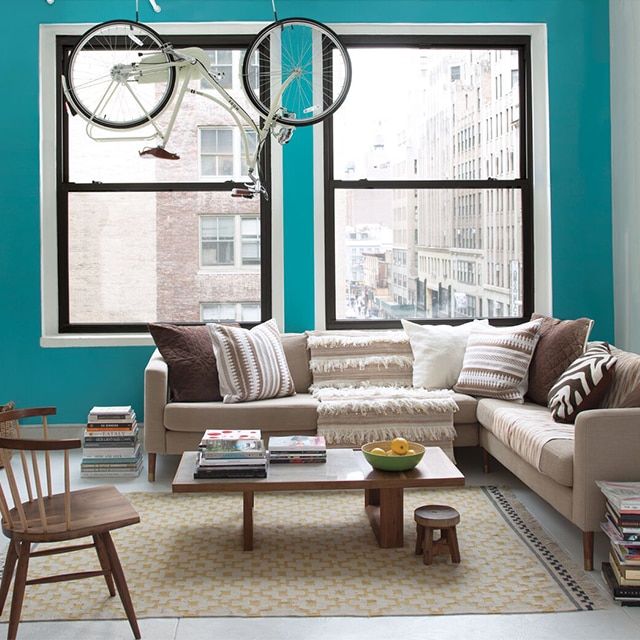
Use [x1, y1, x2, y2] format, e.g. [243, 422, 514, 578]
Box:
[2, 444, 640, 640]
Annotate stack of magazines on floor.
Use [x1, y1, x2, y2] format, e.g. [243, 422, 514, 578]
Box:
[268, 435, 327, 463]
[194, 429, 267, 479]
[597, 480, 640, 605]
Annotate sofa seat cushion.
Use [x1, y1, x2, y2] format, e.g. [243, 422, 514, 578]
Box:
[164, 393, 319, 433]
[451, 392, 478, 424]
[477, 398, 574, 487]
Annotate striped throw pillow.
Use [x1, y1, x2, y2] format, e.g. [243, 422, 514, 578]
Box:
[208, 319, 295, 404]
[547, 342, 617, 423]
[453, 319, 543, 402]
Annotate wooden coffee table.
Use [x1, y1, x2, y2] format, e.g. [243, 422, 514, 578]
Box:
[172, 447, 464, 550]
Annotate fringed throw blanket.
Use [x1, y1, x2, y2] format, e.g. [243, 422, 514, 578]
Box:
[488, 405, 574, 471]
[313, 386, 458, 460]
[306, 330, 414, 389]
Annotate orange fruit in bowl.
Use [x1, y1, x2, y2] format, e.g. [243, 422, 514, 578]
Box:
[391, 437, 409, 455]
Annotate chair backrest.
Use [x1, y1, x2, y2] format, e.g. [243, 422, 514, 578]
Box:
[0, 407, 81, 535]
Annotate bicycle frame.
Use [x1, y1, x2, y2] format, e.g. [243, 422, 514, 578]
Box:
[63, 43, 298, 196]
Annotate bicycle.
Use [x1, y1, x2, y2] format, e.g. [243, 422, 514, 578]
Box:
[62, 17, 351, 198]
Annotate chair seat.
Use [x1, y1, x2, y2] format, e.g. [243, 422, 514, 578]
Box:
[2, 485, 140, 543]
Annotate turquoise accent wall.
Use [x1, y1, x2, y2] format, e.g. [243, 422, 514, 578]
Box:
[0, 1, 613, 423]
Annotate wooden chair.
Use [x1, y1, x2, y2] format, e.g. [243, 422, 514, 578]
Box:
[0, 407, 141, 640]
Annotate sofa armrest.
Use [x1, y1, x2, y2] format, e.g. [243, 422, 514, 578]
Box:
[143, 348, 170, 456]
[572, 407, 640, 530]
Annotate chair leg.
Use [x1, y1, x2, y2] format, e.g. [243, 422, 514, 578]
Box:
[93, 534, 116, 597]
[414, 523, 425, 555]
[447, 526, 461, 563]
[8, 541, 31, 640]
[148, 453, 156, 482]
[0, 540, 19, 614]
[583, 531, 594, 571]
[101, 532, 141, 639]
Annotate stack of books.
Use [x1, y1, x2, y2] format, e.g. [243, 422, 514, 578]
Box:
[597, 480, 640, 605]
[268, 435, 327, 463]
[194, 429, 267, 478]
[81, 406, 143, 478]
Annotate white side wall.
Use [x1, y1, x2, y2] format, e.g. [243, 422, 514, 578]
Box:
[610, 0, 640, 351]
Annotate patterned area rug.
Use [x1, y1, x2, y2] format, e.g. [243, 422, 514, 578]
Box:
[0, 486, 611, 621]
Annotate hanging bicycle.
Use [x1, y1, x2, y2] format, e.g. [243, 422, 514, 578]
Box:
[62, 13, 351, 197]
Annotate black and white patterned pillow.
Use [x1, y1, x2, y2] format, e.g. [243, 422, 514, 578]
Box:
[547, 342, 616, 424]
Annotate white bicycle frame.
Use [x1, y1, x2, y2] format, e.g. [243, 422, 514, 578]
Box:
[63, 43, 298, 194]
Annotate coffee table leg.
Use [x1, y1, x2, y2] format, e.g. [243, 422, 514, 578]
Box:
[243, 490, 254, 551]
[364, 487, 404, 548]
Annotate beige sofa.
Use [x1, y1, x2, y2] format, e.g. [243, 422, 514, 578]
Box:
[143, 329, 640, 571]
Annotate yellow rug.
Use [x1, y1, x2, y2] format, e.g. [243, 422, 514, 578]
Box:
[0, 486, 611, 621]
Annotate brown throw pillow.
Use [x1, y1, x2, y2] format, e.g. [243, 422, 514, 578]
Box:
[526, 313, 593, 406]
[148, 323, 222, 402]
[547, 342, 616, 424]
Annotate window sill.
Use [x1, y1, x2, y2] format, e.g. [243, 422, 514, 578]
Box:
[40, 334, 155, 348]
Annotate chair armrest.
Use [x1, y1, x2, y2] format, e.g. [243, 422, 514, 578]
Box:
[572, 407, 640, 530]
[143, 349, 170, 455]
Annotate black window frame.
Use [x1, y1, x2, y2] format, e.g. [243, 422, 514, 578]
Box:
[323, 34, 534, 330]
[55, 32, 272, 334]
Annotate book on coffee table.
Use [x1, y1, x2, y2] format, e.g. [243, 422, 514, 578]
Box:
[268, 435, 326, 452]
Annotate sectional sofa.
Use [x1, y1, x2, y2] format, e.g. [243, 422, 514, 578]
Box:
[143, 316, 640, 570]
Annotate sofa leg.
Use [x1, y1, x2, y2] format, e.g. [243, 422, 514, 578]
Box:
[583, 531, 594, 571]
[482, 448, 491, 474]
[148, 453, 156, 482]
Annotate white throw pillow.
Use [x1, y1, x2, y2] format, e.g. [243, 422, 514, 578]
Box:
[401, 319, 486, 389]
[453, 319, 543, 402]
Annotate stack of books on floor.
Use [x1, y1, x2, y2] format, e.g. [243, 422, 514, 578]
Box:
[268, 435, 327, 463]
[597, 480, 640, 606]
[194, 429, 267, 478]
[81, 405, 143, 478]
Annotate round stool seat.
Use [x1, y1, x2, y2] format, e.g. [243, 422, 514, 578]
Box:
[413, 504, 461, 565]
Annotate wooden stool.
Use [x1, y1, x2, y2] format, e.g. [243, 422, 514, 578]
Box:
[414, 504, 461, 565]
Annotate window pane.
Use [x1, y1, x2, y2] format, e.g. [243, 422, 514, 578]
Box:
[333, 48, 520, 181]
[67, 192, 260, 324]
[333, 188, 522, 321]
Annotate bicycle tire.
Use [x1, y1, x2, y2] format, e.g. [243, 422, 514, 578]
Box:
[64, 19, 177, 130]
[241, 17, 351, 127]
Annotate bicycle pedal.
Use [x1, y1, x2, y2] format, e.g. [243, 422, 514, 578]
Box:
[231, 188, 256, 199]
[139, 147, 180, 160]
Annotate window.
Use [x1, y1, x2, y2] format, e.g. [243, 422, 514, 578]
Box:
[55, 32, 271, 333]
[200, 215, 261, 268]
[199, 127, 258, 179]
[325, 38, 532, 328]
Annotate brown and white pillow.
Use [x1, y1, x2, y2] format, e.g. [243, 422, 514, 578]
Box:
[547, 342, 617, 424]
[453, 319, 543, 402]
[208, 318, 295, 404]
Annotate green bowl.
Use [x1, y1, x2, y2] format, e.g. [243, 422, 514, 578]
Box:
[361, 440, 425, 471]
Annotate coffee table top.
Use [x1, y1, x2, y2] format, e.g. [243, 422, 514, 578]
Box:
[172, 447, 465, 493]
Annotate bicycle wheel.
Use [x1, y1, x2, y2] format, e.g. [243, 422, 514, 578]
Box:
[241, 17, 351, 127]
[64, 19, 176, 130]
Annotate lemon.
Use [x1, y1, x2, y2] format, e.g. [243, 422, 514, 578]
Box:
[386, 450, 396, 456]
[391, 437, 409, 455]
[370, 447, 387, 456]
[407, 448, 416, 455]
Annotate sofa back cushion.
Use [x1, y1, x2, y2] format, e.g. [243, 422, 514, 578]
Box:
[281, 333, 312, 393]
[599, 345, 640, 408]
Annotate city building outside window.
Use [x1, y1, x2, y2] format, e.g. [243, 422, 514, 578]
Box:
[325, 37, 533, 327]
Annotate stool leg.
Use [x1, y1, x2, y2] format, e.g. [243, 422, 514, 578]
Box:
[415, 523, 425, 555]
[448, 527, 461, 563]
[423, 527, 435, 565]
